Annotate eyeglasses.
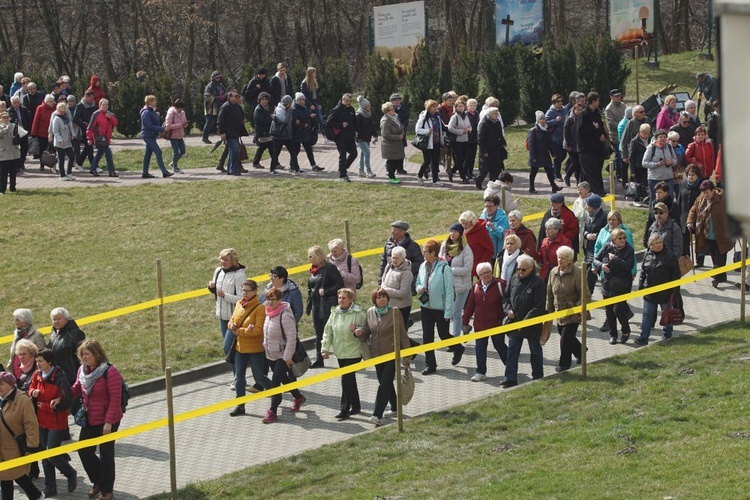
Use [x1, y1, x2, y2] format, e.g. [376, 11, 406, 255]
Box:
[653, 209, 665, 215]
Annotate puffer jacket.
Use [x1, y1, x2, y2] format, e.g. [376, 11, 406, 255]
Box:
[593, 242, 635, 297]
[49, 318, 85, 386]
[503, 268, 546, 338]
[229, 296, 266, 354]
[380, 259, 414, 309]
[439, 240, 474, 294]
[261, 279, 304, 326]
[546, 263, 590, 325]
[71, 363, 124, 426]
[379, 232, 423, 282]
[642, 141, 677, 181]
[51, 112, 75, 149]
[639, 248, 681, 304]
[271, 102, 293, 141]
[0, 388, 39, 481]
[87, 109, 118, 145]
[211, 265, 247, 321]
[28, 365, 72, 430]
[380, 114, 405, 160]
[321, 304, 367, 359]
[685, 138, 716, 180]
[527, 125, 553, 168]
[140, 105, 164, 139]
[292, 102, 312, 143]
[263, 304, 298, 362]
[447, 111, 471, 143]
[165, 106, 188, 140]
[30, 101, 55, 138]
[415, 259, 454, 317]
[359, 307, 410, 357]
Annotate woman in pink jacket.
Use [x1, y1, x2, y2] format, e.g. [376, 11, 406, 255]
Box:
[71, 340, 123, 500]
[261, 287, 306, 424]
[655, 95, 679, 131]
[165, 98, 189, 173]
[684, 126, 716, 179]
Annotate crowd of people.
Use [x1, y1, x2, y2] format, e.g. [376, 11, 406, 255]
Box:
[2, 308, 123, 499]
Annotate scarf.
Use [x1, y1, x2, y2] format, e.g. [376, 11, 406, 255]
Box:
[79, 361, 109, 396]
[687, 177, 700, 189]
[501, 248, 521, 283]
[375, 305, 392, 317]
[265, 302, 284, 318]
[537, 122, 548, 132]
[445, 236, 467, 258]
[310, 264, 322, 275]
[14, 326, 30, 339]
[19, 358, 34, 375]
[386, 113, 401, 127]
[697, 195, 715, 238]
[357, 107, 371, 119]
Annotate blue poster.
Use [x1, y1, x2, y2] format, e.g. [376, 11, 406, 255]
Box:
[495, 0, 545, 47]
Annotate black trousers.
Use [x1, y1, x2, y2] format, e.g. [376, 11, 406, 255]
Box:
[564, 151, 580, 183]
[579, 152, 605, 195]
[464, 143, 478, 177]
[1, 474, 40, 500]
[269, 358, 302, 412]
[76, 139, 94, 167]
[551, 141, 567, 179]
[300, 141, 316, 166]
[529, 165, 556, 191]
[421, 306, 456, 368]
[335, 139, 357, 177]
[557, 323, 581, 369]
[604, 292, 631, 337]
[373, 360, 397, 418]
[312, 311, 328, 358]
[78, 421, 120, 495]
[0, 159, 17, 193]
[272, 139, 294, 169]
[337, 357, 361, 412]
[451, 142, 468, 180]
[252, 140, 273, 165]
[706, 239, 728, 282]
[385, 158, 402, 179]
[476, 154, 504, 184]
[418, 147, 440, 182]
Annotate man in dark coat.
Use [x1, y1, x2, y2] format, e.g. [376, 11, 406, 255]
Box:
[475, 107, 506, 190]
[327, 93, 358, 181]
[9, 95, 31, 169]
[577, 92, 607, 196]
[502, 255, 546, 387]
[217, 91, 248, 176]
[243, 67, 270, 124]
[582, 193, 609, 293]
[268, 62, 294, 109]
[202, 71, 227, 143]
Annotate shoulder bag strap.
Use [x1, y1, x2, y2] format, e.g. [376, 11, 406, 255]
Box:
[0, 408, 17, 439]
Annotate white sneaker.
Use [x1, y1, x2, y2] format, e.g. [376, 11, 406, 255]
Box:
[471, 373, 487, 382]
[74, 165, 85, 172]
[368, 415, 382, 426]
[357, 170, 366, 178]
[229, 381, 236, 390]
[383, 410, 397, 418]
[366, 172, 376, 178]
[432, 182, 443, 188]
[62, 175, 75, 181]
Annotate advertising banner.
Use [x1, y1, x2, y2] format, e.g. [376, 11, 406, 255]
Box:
[610, 0, 655, 48]
[495, 0, 544, 47]
[373, 1, 426, 62]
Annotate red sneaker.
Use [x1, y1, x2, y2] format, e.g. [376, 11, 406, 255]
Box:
[262, 409, 277, 424]
[291, 395, 306, 412]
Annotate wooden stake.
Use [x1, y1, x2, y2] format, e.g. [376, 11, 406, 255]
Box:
[742, 237, 747, 324]
[165, 367, 178, 498]
[394, 313, 404, 432]
[344, 219, 351, 253]
[157, 259, 166, 372]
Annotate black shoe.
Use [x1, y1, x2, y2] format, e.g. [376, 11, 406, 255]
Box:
[461, 178, 469, 184]
[500, 379, 517, 388]
[312, 166, 325, 172]
[202, 138, 212, 144]
[229, 405, 245, 417]
[451, 345, 465, 366]
[42, 488, 56, 498]
[609, 337, 618, 345]
[349, 407, 361, 416]
[67, 471, 77, 493]
[447, 170, 454, 182]
[552, 184, 561, 193]
[475, 178, 483, 190]
[421, 366, 436, 375]
[310, 358, 324, 369]
[633, 337, 648, 347]
[334, 411, 350, 420]
[564, 176, 571, 187]
[142, 173, 155, 179]
[108, 172, 119, 177]
[216, 165, 226, 172]
[600, 321, 610, 333]
[529, 188, 538, 193]
[240, 167, 249, 173]
[163, 171, 174, 178]
[620, 332, 630, 344]
[90, 170, 99, 177]
[397, 169, 408, 175]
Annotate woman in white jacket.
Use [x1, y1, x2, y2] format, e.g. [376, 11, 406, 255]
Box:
[50, 102, 76, 180]
[642, 128, 678, 207]
[414, 99, 444, 187]
[447, 100, 472, 184]
[439, 223, 474, 338]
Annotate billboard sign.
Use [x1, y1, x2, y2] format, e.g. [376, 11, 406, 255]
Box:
[610, 0, 655, 48]
[373, 1, 426, 62]
[495, 0, 544, 47]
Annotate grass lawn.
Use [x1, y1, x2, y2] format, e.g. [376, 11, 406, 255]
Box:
[2, 179, 651, 383]
[109, 145, 271, 172]
[149, 321, 750, 499]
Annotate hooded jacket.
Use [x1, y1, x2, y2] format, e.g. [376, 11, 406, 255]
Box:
[87, 75, 107, 106]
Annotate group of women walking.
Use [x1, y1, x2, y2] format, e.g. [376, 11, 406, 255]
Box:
[3, 308, 123, 500]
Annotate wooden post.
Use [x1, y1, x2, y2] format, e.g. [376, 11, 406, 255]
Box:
[394, 314, 404, 432]
[165, 367, 178, 497]
[344, 219, 351, 253]
[635, 45, 640, 103]
[500, 185, 507, 213]
[157, 259, 166, 372]
[580, 258, 588, 377]
[742, 237, 747, 324]
[609, 161, 616, 212]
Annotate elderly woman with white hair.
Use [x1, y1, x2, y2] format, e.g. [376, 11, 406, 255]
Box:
[48, 307, 86, 387]
[593, 227, 635, 344]
[475, 106, 507, 190]
[10, 309, 47, 371]
[546, 245, 590, 372]
[538, 217, 572, 283]
[51, 101, 77, 180]
[327, 238, 362, 298]
[502, 254, 546, 388]
[684, 99, 701, 127]
[12, 339, 40, 393]
[462, 261, 507, 381]
[307, 245, 345, 368]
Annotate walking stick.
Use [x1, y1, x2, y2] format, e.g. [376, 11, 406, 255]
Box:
[690, 232, 696, 275]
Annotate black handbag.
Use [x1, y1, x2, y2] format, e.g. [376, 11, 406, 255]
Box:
[95, 135, 108, 149]
[411, 133, 429, 151]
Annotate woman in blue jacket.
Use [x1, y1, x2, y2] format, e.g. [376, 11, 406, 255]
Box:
[415, 239, 464, 375]
[140, 95, 171, 178]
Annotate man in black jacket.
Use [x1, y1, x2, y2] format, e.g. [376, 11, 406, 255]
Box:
[327, 93, 358, 181]
[269, 62, 293, 109]
[243, 67, 269, 124]
[217, 91, 248, 176]
[9, 95, 31, 170]
[73, 90, 97, 172]
[502, 255, 546, 388]
[577, 92, 607, 196]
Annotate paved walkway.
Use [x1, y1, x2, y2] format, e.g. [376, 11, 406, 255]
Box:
[11, 270, 745, 498]
[11, 134, 638, 209]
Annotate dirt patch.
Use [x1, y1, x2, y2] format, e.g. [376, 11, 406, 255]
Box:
[726, 431, 750, 439]
[617, 436, 637, 454]
[678, 367, 695, 375]
[492, 443, 515, 453]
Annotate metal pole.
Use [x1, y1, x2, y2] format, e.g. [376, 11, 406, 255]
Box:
[742, 237, 747, 324]
[394, 313, 404, 432]
[165, 367, 178, 497]
[157, 259, 166, 372]
[609, 160, 616, 210]
[344, 219, 351, 254]
[580, 259, 588, 377]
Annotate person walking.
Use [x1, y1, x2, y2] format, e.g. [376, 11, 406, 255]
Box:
[202, 71, 227, 143]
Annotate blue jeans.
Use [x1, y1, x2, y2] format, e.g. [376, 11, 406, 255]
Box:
[142, 137, 168, 175]
[91, 144, 116, 174]
[452, 290, 469, 337]
[639, 299, 672, 342]
[202, 115, 216, 140]
[220, 319, 235, 377]
[169, 138, 186, 167]
[235, 351, 272, 398]
[504, 332, 544, 383]
[647, 178, 674, 207]
[475, 333, 508, 375]
[40, 427, 77, 491]
[226, 137, 239, 174]
[357, 141, 371, 173]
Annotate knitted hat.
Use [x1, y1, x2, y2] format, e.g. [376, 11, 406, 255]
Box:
[257, 67, 268, 75]
[535, 110, 545, 122]
[550, 193, 565, 203]
[0, 372, 16, 386]
[449, 223, 464, 235]
[357, 96, 371, 109]
[294, 92, 306, 102]
[585, 193, 603, 209]
[281, 95, 293, 106]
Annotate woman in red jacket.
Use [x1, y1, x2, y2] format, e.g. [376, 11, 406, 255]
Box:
[684, 126, 716, 180]
[28, 348, 78, 497]
[86, 99, 119, 177]
[459, 210, 494, 278]
[538, 218, 572, 282]
[71, 340, 123, 500]
[30, 94, 57, 171]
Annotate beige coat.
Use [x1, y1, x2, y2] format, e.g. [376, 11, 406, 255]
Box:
[359, 307, 411, 358]
[546, 263, 591, 326]
[0, 388, 39, 480]
[0, 122, 20, 162]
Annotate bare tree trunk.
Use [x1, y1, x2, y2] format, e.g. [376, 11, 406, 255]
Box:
[183, 4, 196, 103]
[556, 0, 566, 35]
[96, 0, 116, 82]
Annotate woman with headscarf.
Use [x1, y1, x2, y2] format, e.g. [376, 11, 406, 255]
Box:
[439, 223, 474, 339]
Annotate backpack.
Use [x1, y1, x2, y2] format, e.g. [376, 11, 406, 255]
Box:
[323, 112, 338, 141]
[104, 364, 130, 414]
[347, 254, 364, 289]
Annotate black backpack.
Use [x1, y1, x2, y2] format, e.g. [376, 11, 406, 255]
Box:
[104, 364, 130, 414]
[323, 111, 337, 141]
[347, 254, 364, 289]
